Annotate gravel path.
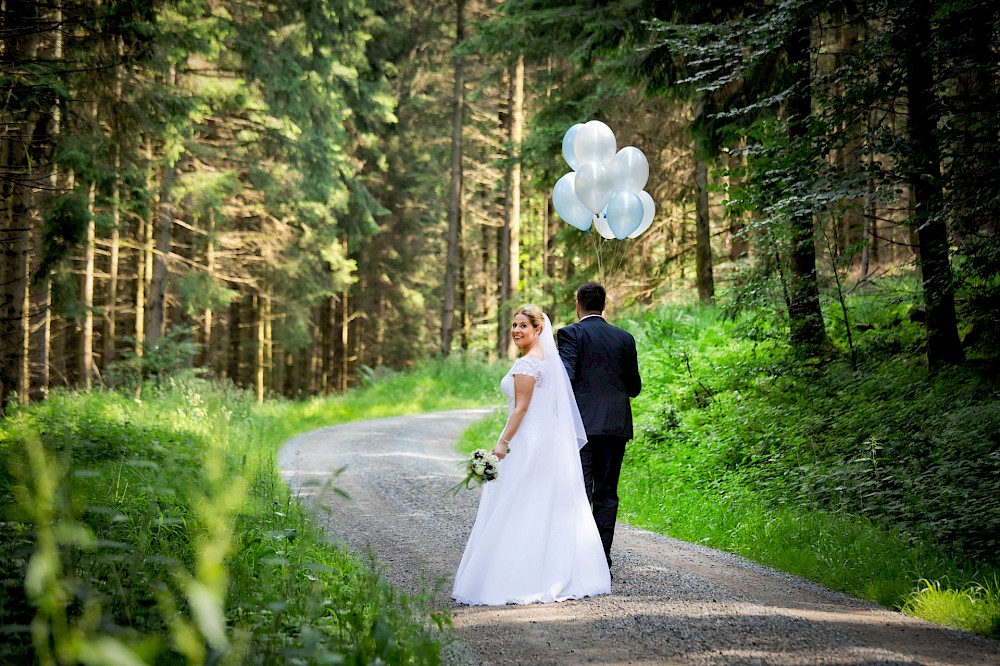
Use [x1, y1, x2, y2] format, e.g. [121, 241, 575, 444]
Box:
[277, 409, 1000, 666]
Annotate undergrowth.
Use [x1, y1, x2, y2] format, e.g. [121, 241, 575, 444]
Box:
[458, 289, 1000, 639]
[0, 353, 500, 664]
[617, 293, 1000, 639]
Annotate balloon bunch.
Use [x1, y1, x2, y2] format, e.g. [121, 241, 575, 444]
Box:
[552, 121, 656, 240]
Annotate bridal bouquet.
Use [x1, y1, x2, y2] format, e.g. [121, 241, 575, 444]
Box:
[448, 448, 501, 495]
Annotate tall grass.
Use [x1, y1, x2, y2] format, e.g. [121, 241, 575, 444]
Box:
[0, 354, 503, 664]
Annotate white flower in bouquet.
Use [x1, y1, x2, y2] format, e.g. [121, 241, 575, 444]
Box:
[448, 448, 501, 495]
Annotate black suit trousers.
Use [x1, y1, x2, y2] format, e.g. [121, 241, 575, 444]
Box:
[580, 434, 627, 567]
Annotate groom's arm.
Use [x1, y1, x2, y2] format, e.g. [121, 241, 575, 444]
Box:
[556, 325, 578, 383]
[624, 335, 641, 398]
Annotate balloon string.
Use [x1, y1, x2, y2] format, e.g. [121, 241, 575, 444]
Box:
[585, 232, 633, 289]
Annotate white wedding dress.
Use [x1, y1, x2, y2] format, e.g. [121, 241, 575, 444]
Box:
[452, 325, 611, 606]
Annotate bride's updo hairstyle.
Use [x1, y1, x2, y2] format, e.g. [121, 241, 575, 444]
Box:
[514, 304, 544, 331]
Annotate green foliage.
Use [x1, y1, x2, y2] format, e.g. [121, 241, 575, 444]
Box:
[229, 480, 444, 664]
[36, 191, 91, 281]
[268, 352, 504, 438]
[904, 578, 1000, 637]
[107, 328, 202, 392]
[1, 354, 502, 662]
[174, 271, 240, 317]
[616, 299, 1000, 637]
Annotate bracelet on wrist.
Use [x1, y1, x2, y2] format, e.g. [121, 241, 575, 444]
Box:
[498, 436, 510, 445]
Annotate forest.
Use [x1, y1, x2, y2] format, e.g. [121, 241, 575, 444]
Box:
[2, 0, 999, 662]
[3, 0, 995, 408]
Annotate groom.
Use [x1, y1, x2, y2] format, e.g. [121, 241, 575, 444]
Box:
[557, 282, 641, 570]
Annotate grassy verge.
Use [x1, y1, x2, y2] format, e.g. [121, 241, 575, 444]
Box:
[0, 354, 502, 664]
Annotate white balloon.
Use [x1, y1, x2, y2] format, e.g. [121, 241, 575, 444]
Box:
[573, 120, 617, 165]
[562, 124, 584, 171]
[606, 191, 644, 239]
[628, 191, 657, 238]
[592, 209, 615, 239]
[552, 172, 592, 231]
[610, 146, 649, 194]
[574, 160, 614, 214]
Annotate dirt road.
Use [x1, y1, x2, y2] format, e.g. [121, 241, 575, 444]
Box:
[277, 409, 1000, 665]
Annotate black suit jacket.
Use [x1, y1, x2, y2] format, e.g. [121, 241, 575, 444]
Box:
[557, 315, 641, 440]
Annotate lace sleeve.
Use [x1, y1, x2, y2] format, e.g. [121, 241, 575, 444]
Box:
[510, 356, 544, 386]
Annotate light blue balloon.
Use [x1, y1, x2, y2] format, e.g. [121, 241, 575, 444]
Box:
[552, 172, 592, 231]
[609, 146, 649, 194]
[562, 124, 584, 171]
[605, 191, 643, 239]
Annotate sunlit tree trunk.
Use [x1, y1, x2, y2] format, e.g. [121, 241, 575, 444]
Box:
[441, 0, 465, 356]
[263, 294, 272, 396]
[146, 66, 178, 347]
[255, 292, 265, 403]
[100, 35, 124, 376]
[509, 54, 524, 307]
[498, 56, 524, 358]
[146, 163, 173, 346]
[80, 178, 96, 389]
[227, 297, 242, 385]
[340, 286, 349, 392]
[201, 208, 216, 366]
[103, 148, 121, 375]
[134, 142, 151, 359]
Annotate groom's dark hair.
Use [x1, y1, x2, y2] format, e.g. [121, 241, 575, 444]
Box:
[576, 282, 606, 312]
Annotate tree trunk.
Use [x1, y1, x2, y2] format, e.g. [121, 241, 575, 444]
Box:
[146, 161, 174, 347]
[860, 141, 875, 282]
[201, 208, 216, 367]
[903, 0, 964, 368]
[459, 227, 469, 350]
[727, 147, 749, 262]
[146, 66, 178, 347]
[80, 180, 96, 389]
[0, 157, 31, 414]
[1, 5, 38, 411]
[103, 171, 120, 374]
[263, 294, 272, 396]
[440, 0, 465, 356]
[320, 298, 332, 393]
[340, 279, 349, 392]
[28, 0, 62, 402]
[498, 57, 524, 358]
[255, 293, 265, 403]
[227, 297, 241, 385]
[785, 13, 831, 355]
[102, 38, 124, 375]
[509, 54, 524, 309]
[28, 273, 50, 401]
[544, 194, 557, 316]
[693, 113, 715, 304]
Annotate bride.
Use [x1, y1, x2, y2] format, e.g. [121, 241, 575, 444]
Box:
[452, 304, 611, 605]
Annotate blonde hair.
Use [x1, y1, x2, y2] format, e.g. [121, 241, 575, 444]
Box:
[514, 304, 544, 330]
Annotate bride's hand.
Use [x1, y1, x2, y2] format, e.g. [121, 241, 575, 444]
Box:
[493, 440, 508, 460]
